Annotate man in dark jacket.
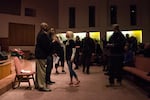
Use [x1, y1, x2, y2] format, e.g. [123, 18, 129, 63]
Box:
[81, 32, 95, 74]
[107, 24, 126, 87]
[35, 22, 53, 91]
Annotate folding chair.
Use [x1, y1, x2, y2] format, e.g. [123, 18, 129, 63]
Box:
[12, 57, 35, 89]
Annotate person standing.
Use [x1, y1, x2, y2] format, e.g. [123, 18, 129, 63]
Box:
[53, 36, 63, 74]
[65, 31, 80, 86]
[58, 36, 66, 73]
[81, 32, 95, 74]
[45, 27, 56, 84]
[74, 36, 81, 70]
[106, 24, 126, 87]
[94, 40, 103, 65]
[123, 44, 135, 67]
[35, 22, 53, 91]
[53, 36, 66, 74]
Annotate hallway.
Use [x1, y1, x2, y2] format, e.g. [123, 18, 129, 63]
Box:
[0, 60, 149, 100]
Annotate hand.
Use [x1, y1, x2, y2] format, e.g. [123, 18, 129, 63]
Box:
[107, 43, 114, 47]
[52, 40, 56, 43]
[53, 53, 57, 57]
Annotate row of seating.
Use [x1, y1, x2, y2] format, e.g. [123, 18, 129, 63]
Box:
[123, 55, 150, 97]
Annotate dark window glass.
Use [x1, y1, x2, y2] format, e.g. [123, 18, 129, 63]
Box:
[25, 8, 36, 17]
[69, 7, 75, 28]
[110, 5, 117, 24]
[89, 6, 95, 27]
[130, 5, 137, 25]
[0, 0, 21, 15]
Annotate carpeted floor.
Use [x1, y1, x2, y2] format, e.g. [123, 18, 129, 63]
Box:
[0, 60, 149, 100]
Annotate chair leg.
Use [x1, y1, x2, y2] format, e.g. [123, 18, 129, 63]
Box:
[18, 81, 21, 88]
[32, 75, 36, 87]
[28, 79, 31, 88]
[13, 75, 36, 89]
[18, 77, 24, 88]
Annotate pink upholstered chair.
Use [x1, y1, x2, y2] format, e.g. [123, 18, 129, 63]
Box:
[13, 57, 35, 89]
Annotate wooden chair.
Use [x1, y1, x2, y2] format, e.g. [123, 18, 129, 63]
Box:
[12, 57, 35, 89]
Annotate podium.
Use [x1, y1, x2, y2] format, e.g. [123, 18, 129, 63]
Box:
[0, 60, 11, 80]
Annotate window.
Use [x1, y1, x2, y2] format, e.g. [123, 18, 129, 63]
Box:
[130, 5, 137, 25]
[69, 7, 75, 28]
[89, 6, 95, 27]
[0, 0, 21, 15]
[25, 8, 36, 17]
[110, 5, 117, 24]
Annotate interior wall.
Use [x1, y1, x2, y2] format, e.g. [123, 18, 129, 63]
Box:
[0, 0, 58, 52]
[58, 0, 150, 43]
[0, 0, 149, 52]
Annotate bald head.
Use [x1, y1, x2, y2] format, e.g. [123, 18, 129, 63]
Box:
[40, 22, 49, 32]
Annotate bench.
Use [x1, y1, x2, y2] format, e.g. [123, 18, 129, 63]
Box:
[123, 55, 150, 97]
[123, 55, 150, 82]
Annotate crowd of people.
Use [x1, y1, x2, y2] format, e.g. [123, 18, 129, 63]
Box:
[34, 22, 104, 91]
[34, 22, 149, 92]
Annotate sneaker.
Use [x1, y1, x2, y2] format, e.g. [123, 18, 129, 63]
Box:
[74, 81, 80, 85]
[69, 82, 73, 86]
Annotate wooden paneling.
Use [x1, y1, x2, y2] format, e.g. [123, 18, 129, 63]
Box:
[9, 23, 35, 46]
[0, 61, 11, 80]
[0, 38, 9, 51]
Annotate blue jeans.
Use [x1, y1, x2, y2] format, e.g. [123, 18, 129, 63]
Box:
[67, 60, 77, 78]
